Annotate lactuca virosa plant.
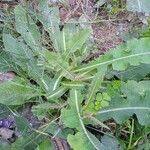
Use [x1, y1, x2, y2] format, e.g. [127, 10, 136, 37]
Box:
[0, 0, 150, 149]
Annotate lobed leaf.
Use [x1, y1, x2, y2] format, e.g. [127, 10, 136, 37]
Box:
[61, 89, 106, 150]
[96, 80, 150, 125]
[3, 34, 50, 91]
[14, 5, 42, 52]
[74, 38, 150, 72]
[38, 0, 64, 52]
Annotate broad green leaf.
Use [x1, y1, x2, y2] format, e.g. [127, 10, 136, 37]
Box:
[36, 139, 54, 150]
[96, 80, 150, 125]
[61, 89, 105, 150]
[38, 0, 64, 51]
[14, 114, 31, 136]
[44, 122, 74, 140]
[127, 0, 150, 13]
[73, 53, 112, 72]
[74, 38, 150, 72]
[51, 72, 63, 91]
[3, 34, 50, 91]
[101, 135, 123, 150]
[61, 89, 82, 129]
[63, 20, 79, 42]
[68, 131, 106, 150]
[0, 52, 16, 72]
[0, 104, 11, 118]
[137, 140, 150, 150]
[11, 131, 46, 149]
[0, 78, 41, 105]
[14, 5, 42, 52]
[3, 34, 34, 61]
[117, 64, 150, 81]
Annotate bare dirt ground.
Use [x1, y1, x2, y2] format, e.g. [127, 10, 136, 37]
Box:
[58, 0, 148, 60]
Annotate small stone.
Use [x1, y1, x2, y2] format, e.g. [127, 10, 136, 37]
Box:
[0, 128, 14, 140]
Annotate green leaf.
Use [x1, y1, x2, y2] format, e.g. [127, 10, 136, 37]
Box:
[38, 1, 64, 52]
[32, 102, 63, 120]
[61, 89, 106, 150]
[3, 34, 50, 91]
[51, 72, 63, 91]
[11, 131, 46, 150]
[73, 53, 112, 73]
[0, 52, 16, 72]
[14, 114, 31, 136]
[68, 131, 107, 150]
[117, 64, 150, 81]
[74, 38, 150, 72]
[63, 21, 79, 42]
[46, 86, 67, 100]
[61, 89, 82, 129]
[62, 80, 85, 88]
[84, 66, 107, 110]
[127, 0, 150, 13]
[42, 50, 76, 80]
[0, 78, 41, 105]
[14, 5, 42, 52]
[63, 30, 91, 59]
[0, 104, 11, 118]
[3, 34, 35, 64]
[44, 122, 74, 140]
[95, 0, 107, 7]
[96, 80, 150, 125]
[36, 139, 54, 150]
[101, 135, 123, 150]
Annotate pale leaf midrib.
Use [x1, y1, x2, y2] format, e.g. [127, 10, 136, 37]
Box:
[74, 90, 100, 150]
[74, 52, 150, 72]
[97, 107, 150, 115]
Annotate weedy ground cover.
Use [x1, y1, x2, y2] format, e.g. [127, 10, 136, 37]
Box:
[0, 0, 150, 149]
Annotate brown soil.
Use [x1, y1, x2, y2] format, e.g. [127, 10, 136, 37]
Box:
[59, 0, 148, 60]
